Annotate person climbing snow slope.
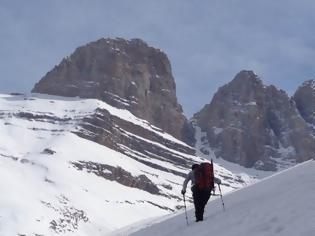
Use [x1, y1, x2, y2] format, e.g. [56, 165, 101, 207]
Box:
[181, 161, 221, 222]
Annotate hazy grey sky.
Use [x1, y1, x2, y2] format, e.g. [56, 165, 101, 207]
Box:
[1, 0, 315, 116]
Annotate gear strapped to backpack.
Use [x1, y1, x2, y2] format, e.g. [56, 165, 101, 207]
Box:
[194, 160, 214, 190]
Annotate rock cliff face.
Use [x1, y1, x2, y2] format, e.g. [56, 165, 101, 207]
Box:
[294, 80, 315, 126]
[32, 38, 193, 144]
[194, 70, 315, 170]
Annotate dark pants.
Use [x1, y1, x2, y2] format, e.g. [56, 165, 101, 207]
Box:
[192, 186, 211, 221]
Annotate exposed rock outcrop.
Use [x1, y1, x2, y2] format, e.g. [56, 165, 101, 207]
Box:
[75, 108, 196, 177]
[71, 161, 160, 195]
[8, 101, 196, 191]
[32, 38, 194, 144]
[294, 80, 315, 126]
[194, 70, 315, 170]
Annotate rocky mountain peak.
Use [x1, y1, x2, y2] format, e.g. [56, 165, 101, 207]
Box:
[294, 79, 315, 125]
[194, 71, 315, 171]
[32, 38, 194, 144]
[231, 70, 262, 85]
[215, 70, 264, 106]
[301, 79, 315, 89]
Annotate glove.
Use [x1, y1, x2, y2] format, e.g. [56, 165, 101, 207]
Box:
[181, 190, 186, 195]
[215, 177, 221, 185]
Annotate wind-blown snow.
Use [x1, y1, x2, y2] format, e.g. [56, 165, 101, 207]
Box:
[128, 160, 315, 236]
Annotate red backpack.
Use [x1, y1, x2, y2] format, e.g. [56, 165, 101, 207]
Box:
[194, 160, 214, 190]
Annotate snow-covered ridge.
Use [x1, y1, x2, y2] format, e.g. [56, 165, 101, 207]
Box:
[0, 93, 254, 235]
[0, 93, 189, 147]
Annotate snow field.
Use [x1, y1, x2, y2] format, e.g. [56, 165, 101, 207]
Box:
[129, 160, 315, 236]
[0, 94, 254, 235]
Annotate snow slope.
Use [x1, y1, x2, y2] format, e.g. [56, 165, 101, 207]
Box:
[129, 160, 315, 236]
[0, 93, 255, 235]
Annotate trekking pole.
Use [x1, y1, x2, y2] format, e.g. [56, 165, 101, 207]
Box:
[217, 184, 225, 211]
[183, 194, 189, 226]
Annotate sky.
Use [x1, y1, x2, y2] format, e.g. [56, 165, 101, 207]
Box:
[1, 0, 315, 117]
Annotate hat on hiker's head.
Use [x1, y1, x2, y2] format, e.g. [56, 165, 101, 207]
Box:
[191, 164, 199, 170]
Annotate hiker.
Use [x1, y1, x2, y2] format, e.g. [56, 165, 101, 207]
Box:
[181, 162, 221, 222]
